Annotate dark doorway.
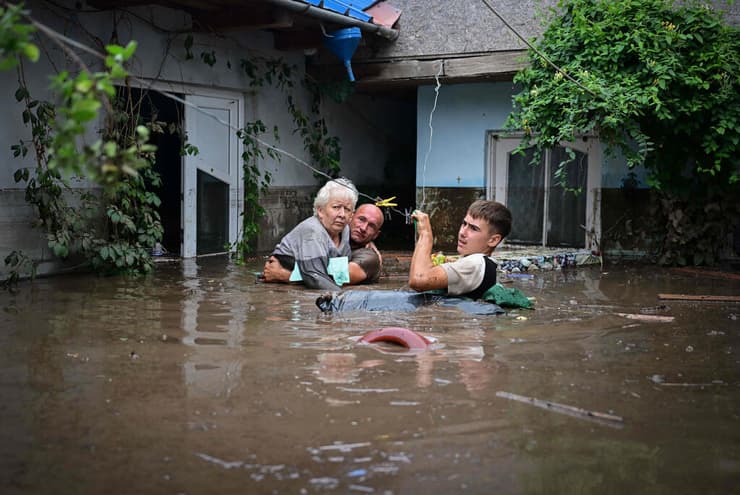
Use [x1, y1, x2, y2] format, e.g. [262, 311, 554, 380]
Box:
[196, 169, 229, 255]
[122, 87, 184, 256]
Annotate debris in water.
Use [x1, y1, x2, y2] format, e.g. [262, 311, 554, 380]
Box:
[194, 452, 244, 469]
[348, 484, 375, 493]
[660, 382, 721, 387]
[337, 387, 399, 393]
[309, 477, 339, 489]
[658, 293, 740, 303]
[496, 391, 624, 426]
[616, 313, 675, 323]
[650, 374, 665, 384]
[317, 442, 371, 453]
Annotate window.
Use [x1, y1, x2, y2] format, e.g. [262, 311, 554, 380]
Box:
[486, 133, 601, 249]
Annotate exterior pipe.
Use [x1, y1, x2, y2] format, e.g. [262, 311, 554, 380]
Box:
[264, 0, 400, 41]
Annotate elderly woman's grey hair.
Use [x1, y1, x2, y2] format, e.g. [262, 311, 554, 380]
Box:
[313, 177, 359, 213]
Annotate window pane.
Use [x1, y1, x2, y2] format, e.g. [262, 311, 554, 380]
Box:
[547, 148, 587, 247]
[506, 148, 545, 244]
[196, 170, 229, 255]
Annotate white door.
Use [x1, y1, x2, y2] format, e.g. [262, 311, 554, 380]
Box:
[182, 94, 241, 258]
[486, 134, 601, 249]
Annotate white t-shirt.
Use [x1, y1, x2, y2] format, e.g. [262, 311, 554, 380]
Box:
[440, 253, 492, 296]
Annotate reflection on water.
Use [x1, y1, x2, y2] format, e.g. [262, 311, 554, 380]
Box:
[1, 257, 739, 494]
[181, 259, 245, 399]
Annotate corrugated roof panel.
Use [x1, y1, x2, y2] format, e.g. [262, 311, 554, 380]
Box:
[343, 0, 376, 9]
[322, 0, 350, 14]
[346, 7, 372, 22]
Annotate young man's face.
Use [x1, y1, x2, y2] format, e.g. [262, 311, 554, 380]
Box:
[456, 213, 502, 256]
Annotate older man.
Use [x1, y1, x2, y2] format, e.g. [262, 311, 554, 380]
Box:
[262, 203, 384, 286]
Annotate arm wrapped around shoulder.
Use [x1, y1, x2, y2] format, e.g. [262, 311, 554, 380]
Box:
[350, 247, 381, 283]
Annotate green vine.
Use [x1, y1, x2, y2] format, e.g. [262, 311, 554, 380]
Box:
[178, 34, 348, 257]
[0, 2, 38, 69]
[506, 0, 740, 264]
[235, 52, 342, 179]
[233, 120, 279, 262]
[231, 53, 344, 254]
[2, 5, 165, 287]
[10, 69, 164, 279]
[287, 92, 342, 179]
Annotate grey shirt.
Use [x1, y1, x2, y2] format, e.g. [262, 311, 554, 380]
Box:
[272, 216, 351, 290]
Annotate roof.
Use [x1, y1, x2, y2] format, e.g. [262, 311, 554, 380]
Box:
[297, 0, 402, 27]
[87, 0, 401, 44]
[359, 0, 553, 61]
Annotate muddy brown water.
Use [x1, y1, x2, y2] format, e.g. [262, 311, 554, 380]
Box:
[1, 258, 739, 494]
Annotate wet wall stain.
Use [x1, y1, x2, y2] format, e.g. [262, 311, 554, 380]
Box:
[416, 187, 486, 251]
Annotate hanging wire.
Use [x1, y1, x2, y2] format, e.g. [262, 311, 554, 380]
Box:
[478, 0, 600, 98]
[419, 60, 444, 211]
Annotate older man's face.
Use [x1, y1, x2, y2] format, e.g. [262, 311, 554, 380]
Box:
[350, 205, 382, 247]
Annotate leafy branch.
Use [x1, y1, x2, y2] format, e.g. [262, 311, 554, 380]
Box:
[506, 0, 740, 264]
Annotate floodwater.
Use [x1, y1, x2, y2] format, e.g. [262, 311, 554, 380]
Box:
[1, 258, 739, 495]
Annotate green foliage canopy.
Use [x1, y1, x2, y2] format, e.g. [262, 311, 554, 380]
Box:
[507, 0, 740, 193]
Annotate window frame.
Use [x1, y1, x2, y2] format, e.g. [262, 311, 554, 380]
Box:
[485, 131, 602, 250]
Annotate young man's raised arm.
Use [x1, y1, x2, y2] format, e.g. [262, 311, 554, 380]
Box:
[408, 210, 448, 292]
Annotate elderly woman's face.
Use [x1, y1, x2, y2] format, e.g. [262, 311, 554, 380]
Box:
[317, 196, 354, 237]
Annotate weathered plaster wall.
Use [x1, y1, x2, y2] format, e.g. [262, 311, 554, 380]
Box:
[416, 81, 514, 188]
[415, 187, 486, 252]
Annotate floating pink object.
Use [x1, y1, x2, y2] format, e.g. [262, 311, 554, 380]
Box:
[358, 327, 431, 350]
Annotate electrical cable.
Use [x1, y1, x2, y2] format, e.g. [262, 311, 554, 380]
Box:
[419, 60, 443, 211]
[478, 0, 600, 98]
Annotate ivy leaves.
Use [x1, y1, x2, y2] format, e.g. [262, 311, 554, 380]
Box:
[509, 0, 739, 190]
[0, 3, 39, 70]
[4, 26, 163, 282]
[47, 41, 149, 186]
[509, 0, 739, 265]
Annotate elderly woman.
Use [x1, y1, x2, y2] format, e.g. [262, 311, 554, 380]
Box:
[263, 178, 358, 290]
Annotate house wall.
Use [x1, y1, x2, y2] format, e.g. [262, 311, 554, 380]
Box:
[415, 81, 643, 251]
[0, 0, 400, 280]
[416, 82, 513, 189]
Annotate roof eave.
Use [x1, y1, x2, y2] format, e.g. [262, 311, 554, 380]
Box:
[264, 0, 399, 41]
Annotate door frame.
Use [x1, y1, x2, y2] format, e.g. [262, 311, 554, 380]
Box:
[485, 131, 602, 250]
[182, 90, 243, 258]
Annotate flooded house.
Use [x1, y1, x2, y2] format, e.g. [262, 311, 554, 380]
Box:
[1, 3, 740, 493]
[1, 0, 738, 281]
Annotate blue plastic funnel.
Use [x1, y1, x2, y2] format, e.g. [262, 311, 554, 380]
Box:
[323, 27, 361, 82]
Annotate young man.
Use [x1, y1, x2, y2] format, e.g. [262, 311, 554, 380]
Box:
[408, 200, 512, 299]
[262, 203, 385, 286]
